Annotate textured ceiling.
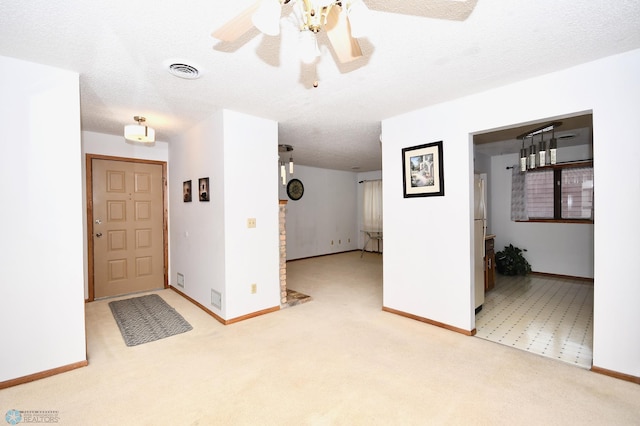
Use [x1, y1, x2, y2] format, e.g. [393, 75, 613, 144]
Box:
[1, 1, 639, 171]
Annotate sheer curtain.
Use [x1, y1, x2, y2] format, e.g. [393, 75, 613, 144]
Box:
[510, 166, 528, 221]
[363, 180, 383, 230]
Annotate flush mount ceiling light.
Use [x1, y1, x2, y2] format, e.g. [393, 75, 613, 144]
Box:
[124, 116, 155, 143]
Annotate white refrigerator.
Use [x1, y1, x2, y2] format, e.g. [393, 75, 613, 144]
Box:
[473, 174, 487, 312]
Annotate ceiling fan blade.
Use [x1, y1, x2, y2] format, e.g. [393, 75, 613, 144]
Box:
[211, 2, 261, 42]
[365, 0, 478, 21]
[325, 6, 363, 63]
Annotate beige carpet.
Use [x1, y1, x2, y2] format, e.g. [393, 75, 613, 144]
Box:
[2, 251, 639, 425]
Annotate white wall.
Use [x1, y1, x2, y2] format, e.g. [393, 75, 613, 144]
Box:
[169, 110, 279, 320]
[489, 145, 594, 278]
[280, 165, 359, 260]
[169, 112, 226, 315]
[0, 56, 86, 382]
[83, 131, 169, 161]
[82, 131, 169, 297]
[382, 49, 640, 377]
[223, 110, 280, 319]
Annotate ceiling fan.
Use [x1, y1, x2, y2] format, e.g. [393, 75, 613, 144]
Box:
[211, 0, 478, 64]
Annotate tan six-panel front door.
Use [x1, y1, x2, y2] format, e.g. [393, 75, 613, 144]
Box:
[92, 158, 165, 299]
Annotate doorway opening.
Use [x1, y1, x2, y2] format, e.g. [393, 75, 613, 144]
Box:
[471, 112, 594, 368]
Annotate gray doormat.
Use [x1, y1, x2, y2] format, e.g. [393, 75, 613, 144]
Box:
[109, 294, 192, 346]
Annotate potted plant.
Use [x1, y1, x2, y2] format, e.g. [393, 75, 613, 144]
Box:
[495, 244, 531, 276]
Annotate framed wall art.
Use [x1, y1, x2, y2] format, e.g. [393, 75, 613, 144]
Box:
[183, 180, 192, 202]
[199, 177, 210, 202]
[402, 141, 445, 198]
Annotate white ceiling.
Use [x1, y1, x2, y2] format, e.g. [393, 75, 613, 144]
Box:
[1, 1, 639, 171]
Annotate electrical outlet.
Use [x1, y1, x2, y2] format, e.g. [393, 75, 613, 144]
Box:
[348, 238, 351, 243]
[339, 239, 341, 244]
[247, 218, 256, 228]
[251, 283, 257, 294]
[331, 240, 334, 245]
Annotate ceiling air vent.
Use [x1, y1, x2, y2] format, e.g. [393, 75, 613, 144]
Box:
[167, 63, 200, 80]
[558, 133, 576, 140]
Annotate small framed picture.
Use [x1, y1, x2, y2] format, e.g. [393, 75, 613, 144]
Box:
[183, 180, 192, 202]
[199, 177, 210, 202]
[402, 141, 445, 198]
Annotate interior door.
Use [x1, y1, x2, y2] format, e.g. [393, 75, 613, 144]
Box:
[90, 158, 166, 299]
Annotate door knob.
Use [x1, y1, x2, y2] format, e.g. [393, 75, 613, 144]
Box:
[96, 233, 103, 238]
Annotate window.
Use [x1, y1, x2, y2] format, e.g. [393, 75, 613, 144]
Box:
[561, 167, 594, 219]
[363, 180, 382, 230]
[517, 162, 593, 222]
[526, 170, 554, 219]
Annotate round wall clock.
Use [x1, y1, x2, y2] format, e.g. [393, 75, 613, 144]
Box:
[287, 178, 304, 200]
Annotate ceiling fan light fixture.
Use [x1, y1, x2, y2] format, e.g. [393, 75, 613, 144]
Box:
[252, 0, 282, 36]
[124, 116, 155, 143]
[299, 29, 320, 63]
[296, 0, 335, 32]
[345, 0, 371, 38]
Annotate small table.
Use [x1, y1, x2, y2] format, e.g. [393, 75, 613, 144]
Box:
[361, 230, 383, 258]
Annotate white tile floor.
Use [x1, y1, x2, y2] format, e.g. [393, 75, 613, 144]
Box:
[475, 274, 594, 369]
